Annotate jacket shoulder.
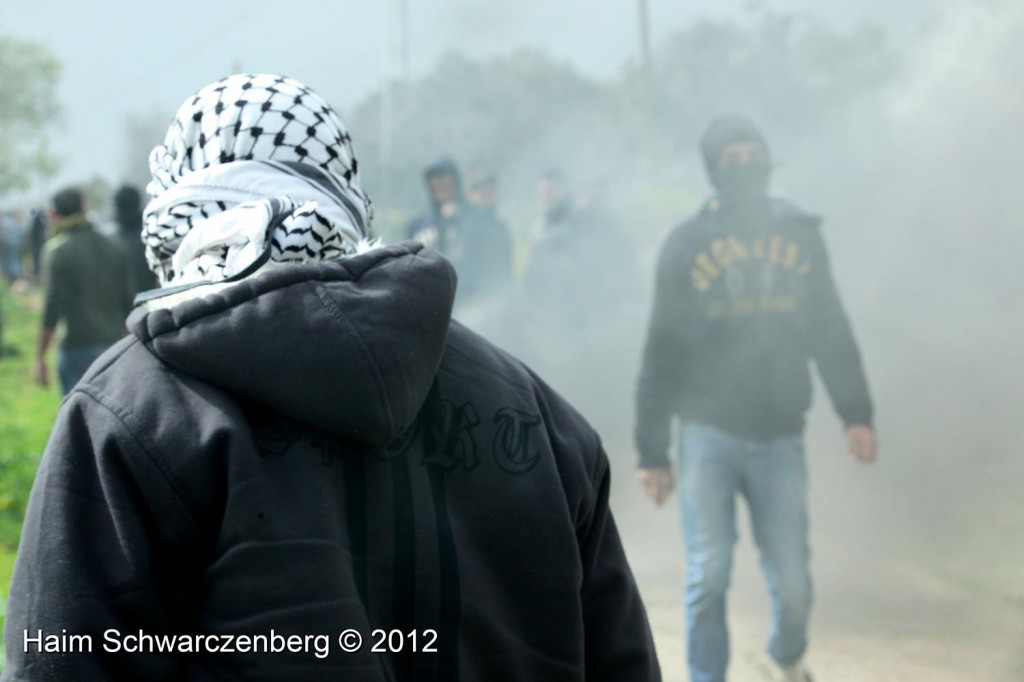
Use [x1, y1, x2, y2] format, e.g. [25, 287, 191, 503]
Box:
[441, 323, 604, 475]
[770, 197, 822, 230]
[42, 232, 73, 259]
[443, 324, 596, 425]
[657, 203, 713, 265]
[74, 338, 250, 495]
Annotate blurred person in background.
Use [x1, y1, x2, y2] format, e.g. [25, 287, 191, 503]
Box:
[464, 168, 516, 296]
[113, 184, 158, 294]
[464, 168, 503, 220]
[406, 158, 513, 320]
[34, 187, 133, 395]
[4, 73, 660, 681]
[501, 169, 643, 442]
[634, 115, 877, 682]
[0, 208, 28, 359]
[29, 206, 49, 281]
[515, 170, 605, 335]
[0, 209, 27, 284]
[521, 169, 638, 296]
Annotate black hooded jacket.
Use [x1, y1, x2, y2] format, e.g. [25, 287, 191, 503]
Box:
[635, 198, 873, 468]
[3, 242, 659, 681]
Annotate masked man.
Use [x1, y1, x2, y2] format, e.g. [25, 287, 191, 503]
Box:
[635, 116, 877, 682]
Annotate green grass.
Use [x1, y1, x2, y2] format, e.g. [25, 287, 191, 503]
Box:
[0, 283, 62, 652]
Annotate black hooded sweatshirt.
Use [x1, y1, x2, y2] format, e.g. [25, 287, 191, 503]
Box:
[405, 159, 512, 307]
[3, 242, 659, 681]
[635, 197, 873, 468]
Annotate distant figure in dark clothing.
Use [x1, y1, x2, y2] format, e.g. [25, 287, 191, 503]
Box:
[29, 207, 48, 280]
[406, 159, 512, 316]
[34, 187, 134, 394]
[113, 185, 157, 294]
[0, 210, 26, 283]
[501, 169, 643, 441]
[634, 116, 877, 682]
[535, 169, 576, 230]
[465, 169, 500, 215]
[520, 169, 642, 332]
[0, 280, 5, 359]
[520, 169, 640, 325]
[0, 209, 27, 358]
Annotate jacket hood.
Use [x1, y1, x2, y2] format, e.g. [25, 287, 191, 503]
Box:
[127, 242, 456, 444]
[423, 157, 463, 207]
[699, 115, 770, 171]
[424, 157, 461, 184]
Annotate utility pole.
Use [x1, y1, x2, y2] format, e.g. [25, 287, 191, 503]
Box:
[380, 0, 412, 200]
[399, 0, 410, 84]
[379, 0, 398, 192]
[637, 0, 656, 177]
[638, 0, 653, 71]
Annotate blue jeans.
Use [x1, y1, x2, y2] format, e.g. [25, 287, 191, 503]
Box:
[57, 345, 109, 396]
[679, 422, 812, 682]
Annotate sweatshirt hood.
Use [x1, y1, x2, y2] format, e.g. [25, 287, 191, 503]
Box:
[423, 157, 463, 208]
[127, 241, 456, 444]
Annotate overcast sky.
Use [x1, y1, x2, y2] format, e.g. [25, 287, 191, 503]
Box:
[2, 0, 962, 196]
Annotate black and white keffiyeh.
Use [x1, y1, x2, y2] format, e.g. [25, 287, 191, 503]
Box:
[144, 74, 374, 286]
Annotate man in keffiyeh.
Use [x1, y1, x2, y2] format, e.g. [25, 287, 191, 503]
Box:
[143, 73, 374, 287]
[2, 74, 660, 682]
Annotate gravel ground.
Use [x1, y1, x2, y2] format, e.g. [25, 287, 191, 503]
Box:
[614, 476, 1024, 682]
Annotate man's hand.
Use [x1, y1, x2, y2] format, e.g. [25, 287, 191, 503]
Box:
[637, 467, 674, 507]
[36, 327, 56, 389]
[34, 357, 49, 388]
[846, 424, 877, 464]
[439, 201, 460, 220]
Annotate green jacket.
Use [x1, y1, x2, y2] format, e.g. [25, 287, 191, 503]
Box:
[42, 221, 133, 349]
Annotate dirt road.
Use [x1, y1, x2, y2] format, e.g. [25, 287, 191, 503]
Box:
[612, 454, 1024, 682]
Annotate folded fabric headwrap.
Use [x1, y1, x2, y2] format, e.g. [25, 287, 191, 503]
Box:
[144, 73, 374, 286]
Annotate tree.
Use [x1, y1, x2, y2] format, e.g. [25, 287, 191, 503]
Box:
[342, 13, 900, 242]
[624, 12, 899, 159]
[0, 35, 61, 198]
[346, 49, 624, 237]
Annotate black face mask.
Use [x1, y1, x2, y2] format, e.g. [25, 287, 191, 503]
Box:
[709, 158, 771, 200]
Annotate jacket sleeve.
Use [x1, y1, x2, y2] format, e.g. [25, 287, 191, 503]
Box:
[634, 232, 691, 469]
[2, 390, 196, 681]
[579, 452, 661, 681]
[40, 246, 65, 331]
[805, 228, 874, 428]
